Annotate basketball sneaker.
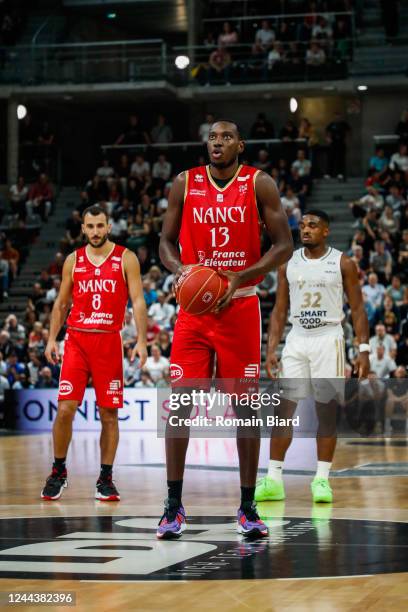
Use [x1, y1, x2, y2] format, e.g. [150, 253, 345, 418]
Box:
[41, 467, 68, 500]
[237, 502, 269, 537]
[156, 498, 186, 539]
[254, 476, 285, 502]
[311, 477, 333, 503]
[95, 475, 120, 501]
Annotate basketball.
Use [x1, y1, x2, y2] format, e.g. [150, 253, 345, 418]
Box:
[175, 265, 227, 314]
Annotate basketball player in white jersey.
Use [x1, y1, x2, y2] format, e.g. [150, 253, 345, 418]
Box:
[256, 210, 370, 503]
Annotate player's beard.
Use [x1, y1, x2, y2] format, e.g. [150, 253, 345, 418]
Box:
[86, 234, 108, 248]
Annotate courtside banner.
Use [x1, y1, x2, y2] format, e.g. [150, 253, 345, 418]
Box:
[13, 389, 158, 431]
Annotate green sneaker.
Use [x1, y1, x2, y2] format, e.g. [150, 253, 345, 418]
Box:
[254, 476, 285, 502]
[311, 477, 333, 503]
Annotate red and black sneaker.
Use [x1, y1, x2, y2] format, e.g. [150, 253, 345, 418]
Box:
[95, 475, 120, 501]
[41, 468, 68, 500]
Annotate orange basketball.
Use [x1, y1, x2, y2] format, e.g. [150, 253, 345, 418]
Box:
[175, 265, 227, 314]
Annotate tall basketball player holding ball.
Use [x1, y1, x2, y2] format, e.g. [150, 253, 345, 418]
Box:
[158, 120, 293, 538]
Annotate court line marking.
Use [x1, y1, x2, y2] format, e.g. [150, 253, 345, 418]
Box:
[276, 574, 375, 581]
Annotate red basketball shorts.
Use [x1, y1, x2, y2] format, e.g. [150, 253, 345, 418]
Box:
[170, 295, 261, 391]
[58, 328, 124, 408]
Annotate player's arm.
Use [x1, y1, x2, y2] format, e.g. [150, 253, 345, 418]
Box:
[266, 264, 289, 378]
[216, 172, 293, 312]
[159, 172, 193, 286]
[45, 254, 74, 365]
[123, 249, 148, 368]
[341, 254, 370, 379]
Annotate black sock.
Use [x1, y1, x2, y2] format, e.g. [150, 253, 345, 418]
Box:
[167, 480, 183, 506]
[53, 457, 66, 473]
[240, 486, 255, 508]
[100, 464, 113, 479]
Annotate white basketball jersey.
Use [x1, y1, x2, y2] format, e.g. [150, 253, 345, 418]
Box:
[286, 247, 344, 336]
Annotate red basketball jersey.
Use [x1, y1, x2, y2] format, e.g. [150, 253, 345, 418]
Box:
[67, 244, 128, 332]
[179, 164, 263, 287]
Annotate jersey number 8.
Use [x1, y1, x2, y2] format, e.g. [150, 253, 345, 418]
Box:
[92, 294, 101, 310]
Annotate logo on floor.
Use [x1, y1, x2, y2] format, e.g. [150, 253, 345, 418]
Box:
[0, 515, 407, 580]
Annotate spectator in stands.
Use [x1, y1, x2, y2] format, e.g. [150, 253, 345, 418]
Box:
[26, 349, 42, 387]
[61, 210, 82, 254]
[121, 310, 137, 349]
[370, 345, 397, 378]
[349, 186, 384, 223]
[157, 329, 172, 358]
[396, 109, 408, 143]
[0, 330, 13, 360]
[126, 213, 151, 252]
[130, 154, 151, 191]
[291, 149, 312, 178]
[379, 205, 399, 238]
[325, 111, 350, 180]
[250, 113, 275, 139]
[26, 173, 53, 222]
[398, 229, 408, 271]
[146, 315, 161, 347]
[298, 117, 318, 148]
[48, 252, 65, 277]
[369, 147, 388, 175]
[109, 211, 128, 244]
[333, 17, 351, 60]
[363, 273, 385, 310]
[198, 113, 215, 143]
[218, 21, 238, 47]
[115, 114, 150, 145]
[152, 154, 172, 186]
[390, 143, 408, 173]
[96, 158, 115, 184]
[253, 20, 275, 56]
[135, 371, 155, 388]
[384, 366, 408, 434]
[9, 176, 28, 221]
[45, 278, 61, 304]
[2, 239, 19, 277]
[86, 175, 108, 204]
[36, 366, 58, 389]
[151, 114, 173, 144]
[280, 119, 298, 141]
[370, 240, 393, 284]
[267, 41, 284, 70]
[124, 346, 141, 387]
[298, 16, 314, 46]
[375, 294, 400, 335]
[144, 344, 170, 384]
[254, 149, 271, 173]
[3, 314, 25, 344]
[369, 323, 397, 357]
[288, 167, 308, 210]
[386, 184, 406, 216]
[281, 185, 301, 219]
[207, 45, 232, 85]
[143, 279, 158, 308]
[306, 41, 326, 66]
[148, 291, 175, 329]
[312, 17, 333, 44]
[137, 244, 157, 275]
[386, 275, 405, 305]
[6, 352, 26, 387]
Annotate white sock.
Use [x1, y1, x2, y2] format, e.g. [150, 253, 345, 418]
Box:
[315, 461, 332, 480]
[267, 460, 284, 482]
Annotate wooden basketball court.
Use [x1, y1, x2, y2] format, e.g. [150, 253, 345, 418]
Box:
[0, 431, 407, 611]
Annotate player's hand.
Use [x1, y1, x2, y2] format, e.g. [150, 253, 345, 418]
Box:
[132, 342, 148, 368]
[213, 270, 241, 313]
[45, 340, 60, 365]
[354, 351, 370, 380]
[265, 349, 280, 379]
[172, 264, 200, 297]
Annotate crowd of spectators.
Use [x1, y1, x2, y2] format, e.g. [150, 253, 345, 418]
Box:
[198, 1, 354, 85]
[342, 117, 408, 430]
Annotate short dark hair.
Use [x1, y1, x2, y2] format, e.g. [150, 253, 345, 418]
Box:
[82, 204, 109, 223]
[304, 209, 330, 225]
[211, 119, 241, 138]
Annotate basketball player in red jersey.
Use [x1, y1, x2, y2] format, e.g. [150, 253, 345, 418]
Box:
[41, 205, 147, 502]
[157, 120, 293, 538]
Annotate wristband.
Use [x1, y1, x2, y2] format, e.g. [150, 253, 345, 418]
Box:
[359, 343, 370, 353]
